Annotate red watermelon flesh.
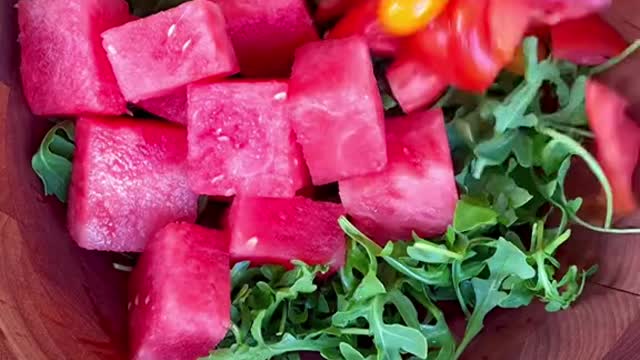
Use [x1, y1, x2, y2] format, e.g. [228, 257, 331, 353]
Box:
[387, 57, 448, 113]
[339, 109, 457, 244]
[129, 222, 230, 360]
[288, 37, 387, 185]
[68, 117, 198, 252]
[213, 0, 319, 77]
[18, 0, 129, 116]
[136, 87, 188, 125]
[188, 81, 310, 197]
[101, 0, 238, 102]
[228, 196, 346, 271]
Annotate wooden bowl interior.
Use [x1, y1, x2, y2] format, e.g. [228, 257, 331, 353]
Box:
[1, 1, 640, 359]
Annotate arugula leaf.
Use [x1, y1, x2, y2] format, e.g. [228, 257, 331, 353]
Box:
[455, 239, 535, 358]
[32, 121, 75, 202]
[212, 31, 612, 360]
[203, 333, 340, 360]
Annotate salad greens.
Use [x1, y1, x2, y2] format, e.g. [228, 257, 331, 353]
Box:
[199, 37, 608, 359]
[32, 120, 75, 202]
[29, 7, 639, 355]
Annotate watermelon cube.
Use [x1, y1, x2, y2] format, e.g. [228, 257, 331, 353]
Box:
[228, 196, 346, 271]
[339, 109, 458, 243]
[18, 0, 129, 116]
[136, 87, 188, 125]
[68, 117, 198, 252]
[188, 81, 310, 197]
[288, 37, 387, 185]
[101, 0, 238, 102]
[214, 0, 319, 76]
[387, 57, 448, 113]
[129, 222, 230, 360]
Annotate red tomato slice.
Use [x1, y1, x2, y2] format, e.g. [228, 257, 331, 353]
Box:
[405, 5, 456, 83]
[586, 79, 640, 215]
[315, 0, 360, 23]
[551, 15, 627, 66]
[527, 0, 611, 25]
[326, 0, 400, 56]
[386, 56, 448, 113]
[487, 0, 531, 63]
[449, 0, 501, 92]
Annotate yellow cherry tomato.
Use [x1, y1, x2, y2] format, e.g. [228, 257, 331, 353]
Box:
[379, 0, 449, 36]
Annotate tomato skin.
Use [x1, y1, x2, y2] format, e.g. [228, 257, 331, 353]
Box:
[586, 80, 640, 215]
[487, 0, 531, 63]
[449, 0, 501, 92]
[405, 6, 455, 81]
[326, 0, 400, 56]
[378, 0, 449, 36]
[551, 14, 627, 66]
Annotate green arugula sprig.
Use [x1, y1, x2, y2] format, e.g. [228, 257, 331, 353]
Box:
[206, 208, 591, 360]
[206, 36, 627, 359]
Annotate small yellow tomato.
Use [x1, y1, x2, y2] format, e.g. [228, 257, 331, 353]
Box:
[379, 0, 449, 36]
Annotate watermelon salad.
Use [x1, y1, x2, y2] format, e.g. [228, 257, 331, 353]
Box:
[22, 0, 640, 358]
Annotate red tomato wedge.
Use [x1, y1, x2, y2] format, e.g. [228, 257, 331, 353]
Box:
[551, 15, 627, 66]
[408, 0, 504, 92]
[386, 57, 448, 113]
[326, 0, 400, 56]
[586, 80, 640, 215]
[406, 5, 456, 83]
[487, 0, 531, 64]
[449, 0, 502, 92]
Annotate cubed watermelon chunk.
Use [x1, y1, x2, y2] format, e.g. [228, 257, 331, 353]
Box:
[101, 0, 238, 102]
[18, 0, 129, 116]
[288, 37, 387, 185]
[129, 222, 230, 360]
[339, 109, 457, 243]
[136, 88, 188, 125]
[214, 0, 318, 76]
[228, 196, 346, 271]
[387, 57, 448, 113]
[68, 117, 198, 252]
[188, 81, 310, 197]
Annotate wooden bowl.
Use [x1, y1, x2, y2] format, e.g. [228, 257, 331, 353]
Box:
[2, 1, 640, 359]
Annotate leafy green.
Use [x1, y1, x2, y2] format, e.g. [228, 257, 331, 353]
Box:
[199, 35, 624, 359]
[31, 120, 75, 202]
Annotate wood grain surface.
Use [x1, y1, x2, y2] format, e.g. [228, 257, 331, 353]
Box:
[3, 0, 640, 359]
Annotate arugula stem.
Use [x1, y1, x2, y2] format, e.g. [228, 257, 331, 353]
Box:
[537, 127, 614, 228]
[543, 122, 594, 139]
[411, 241, 464, 261]
[570, 216, 640, 234]
[590, 39, 640, 75]
[338, 328, 370, 336]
